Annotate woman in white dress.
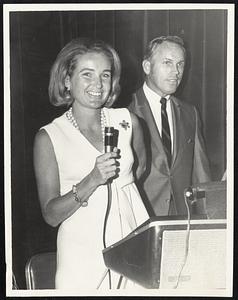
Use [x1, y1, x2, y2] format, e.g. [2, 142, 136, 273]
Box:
[33, 38, 149, 291]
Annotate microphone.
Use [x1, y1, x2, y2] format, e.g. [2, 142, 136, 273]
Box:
[104, 127, 114, 153]
[184, 186, 206, 216]
[184, 187, 205, 203]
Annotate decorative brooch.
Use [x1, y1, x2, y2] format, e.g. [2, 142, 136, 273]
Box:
[119, 120, 130, 130]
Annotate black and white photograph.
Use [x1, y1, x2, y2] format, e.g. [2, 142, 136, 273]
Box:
[4, 3, 234, 297]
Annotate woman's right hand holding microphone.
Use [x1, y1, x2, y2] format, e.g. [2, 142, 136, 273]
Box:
[91, 147, 119, 186]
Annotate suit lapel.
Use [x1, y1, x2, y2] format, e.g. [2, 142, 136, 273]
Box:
[170, 96, 181, 168]
[135, 88, 167, 160]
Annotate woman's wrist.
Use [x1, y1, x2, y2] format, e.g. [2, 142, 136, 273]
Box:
[72, 184, 88, 207]
[72, 173, 99, 207]
[88, 169, 103, 187]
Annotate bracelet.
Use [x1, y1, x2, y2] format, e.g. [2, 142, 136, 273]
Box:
[72, 185, 88, 207]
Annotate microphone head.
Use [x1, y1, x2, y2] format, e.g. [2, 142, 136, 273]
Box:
[105, 127, 114, 135]
[104, 127, 114, 153]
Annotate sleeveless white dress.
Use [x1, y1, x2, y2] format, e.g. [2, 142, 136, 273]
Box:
[42, 107, 149, 291]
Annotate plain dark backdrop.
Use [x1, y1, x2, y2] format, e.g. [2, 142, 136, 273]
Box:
[10, 9, 227, 288]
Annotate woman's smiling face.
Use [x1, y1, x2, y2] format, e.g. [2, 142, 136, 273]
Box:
[66, 52, 112, 109]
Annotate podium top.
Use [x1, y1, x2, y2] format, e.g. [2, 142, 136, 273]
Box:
[103, 217, 226, 253]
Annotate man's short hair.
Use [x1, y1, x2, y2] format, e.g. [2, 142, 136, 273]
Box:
[144, 36, 186, 61]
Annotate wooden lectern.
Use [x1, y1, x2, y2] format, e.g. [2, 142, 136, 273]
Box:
[103, 181, 227, 289]
[103, 217, 226, 289]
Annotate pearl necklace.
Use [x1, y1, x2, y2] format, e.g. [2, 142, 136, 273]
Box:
[66, 107, 107, 151]
[66, 107, 79, 130]
[100, 108, 106, 147]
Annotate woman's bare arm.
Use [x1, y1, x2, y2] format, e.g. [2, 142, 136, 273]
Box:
[33, 129, 118, 227]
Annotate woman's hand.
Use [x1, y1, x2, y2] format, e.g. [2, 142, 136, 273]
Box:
[90, 147, 119, 185]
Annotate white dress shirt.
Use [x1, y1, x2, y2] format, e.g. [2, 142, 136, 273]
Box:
[143, 82, 174, 152]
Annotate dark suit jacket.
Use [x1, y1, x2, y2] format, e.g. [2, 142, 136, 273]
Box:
[128, 87, 211, 216]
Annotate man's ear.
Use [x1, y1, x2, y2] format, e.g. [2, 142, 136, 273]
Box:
[142, 59, 151, 75]
[65, 75, 71, 89]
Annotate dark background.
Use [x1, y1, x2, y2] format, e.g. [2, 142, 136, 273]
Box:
[10, 10, 227, 288]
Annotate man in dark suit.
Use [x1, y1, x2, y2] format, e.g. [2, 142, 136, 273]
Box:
[129, 36, 211, 216]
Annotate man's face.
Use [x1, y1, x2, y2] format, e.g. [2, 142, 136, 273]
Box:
[143, 41, 185, 97]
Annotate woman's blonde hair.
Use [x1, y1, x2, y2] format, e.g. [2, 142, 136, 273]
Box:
[48, 38, 121, 107]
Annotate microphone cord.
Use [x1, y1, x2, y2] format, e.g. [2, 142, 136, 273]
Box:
[101, 126, 114, 289]
[102, 181, 112, 289]
[173, 191, 191, 289]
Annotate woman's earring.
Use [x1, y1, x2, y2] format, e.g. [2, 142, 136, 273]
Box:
[65, 87, 71, 100]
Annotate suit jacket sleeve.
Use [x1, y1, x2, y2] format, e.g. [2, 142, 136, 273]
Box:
[192, 107, 211, 183]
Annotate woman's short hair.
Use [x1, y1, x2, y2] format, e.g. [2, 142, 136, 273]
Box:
[143, 35, 186, 61]
[49, 37, 121, 107]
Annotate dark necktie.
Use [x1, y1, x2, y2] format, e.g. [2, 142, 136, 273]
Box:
[160, 97, 172, 167]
